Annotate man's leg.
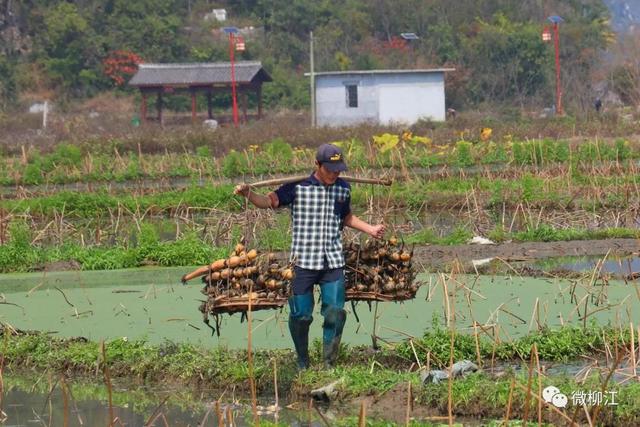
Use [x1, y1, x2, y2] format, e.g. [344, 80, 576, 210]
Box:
[288, 267, 316, 369]
[288, 294, 313, 369]
[320, 270, 346, 368]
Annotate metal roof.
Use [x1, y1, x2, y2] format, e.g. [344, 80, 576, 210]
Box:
[304, 68, 455, 77]
[129, 61, 272, 87]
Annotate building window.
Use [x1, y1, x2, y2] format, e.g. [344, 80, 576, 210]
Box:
[345, 84, 358, 108]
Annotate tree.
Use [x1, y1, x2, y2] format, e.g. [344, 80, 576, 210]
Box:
[103, 50, 143, 87]
[462, 14, 548, 105]
[38, 2, 100, 97]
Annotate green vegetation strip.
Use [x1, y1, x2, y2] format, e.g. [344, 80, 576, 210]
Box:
[2, 324, 639, 425]
[0, 223, 228, 273]
[5, 166, 640, 217]
[395, 319, 632, 365]
[1, 185, 238, 217]
[1, 324, 630, 387]
[1, 137, 636, 187]
[1, 218, 639, 273]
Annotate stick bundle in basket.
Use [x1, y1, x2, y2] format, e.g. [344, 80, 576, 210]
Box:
[182, 242, 292, 317]
[344, 237, 420, 302]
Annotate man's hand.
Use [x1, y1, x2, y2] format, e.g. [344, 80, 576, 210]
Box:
[233, 185, 275, 209]
[234, 184, 251, 197]
[368, 223, 386, 239]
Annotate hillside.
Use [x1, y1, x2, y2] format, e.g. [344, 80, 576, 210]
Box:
[604, 0, 640, 33]
[0, 0, 632, 114]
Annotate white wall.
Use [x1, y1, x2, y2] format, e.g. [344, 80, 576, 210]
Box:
[315, 75, 378, 127]
[377, 73, 445, 124]
[315, 72, 446, 127]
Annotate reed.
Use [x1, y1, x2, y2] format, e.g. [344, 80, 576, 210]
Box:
[502, 377, 516, 425]
[630, 322, 637, 378]
[522, 343, 536, 425]
[246, 283, 259, 426]
[100, 341, 115, 427]
[405, 381, 412, 426]
[273, 358, 279, 423]
[60, 376, 69, 427]
[533, 344, 542, 426]
[215, 401, 224, 427]
[0, 327, 6, 424]
[358, 400, 367, 427]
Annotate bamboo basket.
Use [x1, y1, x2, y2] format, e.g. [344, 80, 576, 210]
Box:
[202, 294, 289, 315]
[342, 238, 421, 303]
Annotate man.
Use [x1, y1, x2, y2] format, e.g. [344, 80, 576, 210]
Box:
[594, 98, 602, 113]
[234, 143, 385, 368]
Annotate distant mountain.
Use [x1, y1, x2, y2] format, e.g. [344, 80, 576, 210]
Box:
[603, 0, 640, 33]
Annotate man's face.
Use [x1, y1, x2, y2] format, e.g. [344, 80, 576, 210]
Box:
[316, 162, 340, 185]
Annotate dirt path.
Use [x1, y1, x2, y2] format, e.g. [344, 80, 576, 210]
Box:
[412, 238, 640, 265]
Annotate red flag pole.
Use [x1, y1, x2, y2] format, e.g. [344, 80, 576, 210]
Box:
[229, 33, 239, 126]
[553, 22, 562, 115]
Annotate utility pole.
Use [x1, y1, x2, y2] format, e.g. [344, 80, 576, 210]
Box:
[552, 22, 562, 115]
[310, 31, 316, 127]
[543, 15, 564, 115]
[223, 27, 240, 126]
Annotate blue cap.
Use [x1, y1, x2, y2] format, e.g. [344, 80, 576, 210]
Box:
[316, 143, 347, 172]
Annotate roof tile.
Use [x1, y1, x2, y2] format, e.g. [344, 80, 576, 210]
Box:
[129, 61, 271, 86]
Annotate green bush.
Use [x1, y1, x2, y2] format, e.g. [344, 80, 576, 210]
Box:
[520, 173, 542, 202]
[49, 144, 83, 168]
[0, 222, 41, 272]
[22, 162, 43, 185]
[482, 142, 508, 164]
[615, 138, 630, 161]
[541, 138, 556, 163]
[221, 149, 248, 177]
[262, 138, 294, 172]
[343, 138, 368, 169]
[455, 140, 474, 167]
[418, 152, 440, 167]
[195, 145, 211, 158]
[577, 141, 599, 163]
[554, 140, 570, 162]
[512, 141, 527, 165]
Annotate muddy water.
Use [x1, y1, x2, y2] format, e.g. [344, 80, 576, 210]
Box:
[533, 255, 640, 276]
[2, 375, 313, 427]
[2, 267, 639, 346]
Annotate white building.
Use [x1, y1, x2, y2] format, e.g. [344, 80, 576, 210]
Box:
[205, 9, 226, 21]
[309, 69, 454, 127]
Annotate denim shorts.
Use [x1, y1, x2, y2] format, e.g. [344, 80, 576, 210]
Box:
[291, 265, 344, 295]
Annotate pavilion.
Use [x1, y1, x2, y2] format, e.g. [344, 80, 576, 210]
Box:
[128, 61, 272, 124]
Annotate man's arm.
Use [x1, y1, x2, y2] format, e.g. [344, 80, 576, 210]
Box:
[234, 184, 277, 209]
[344, 213, 385, 239]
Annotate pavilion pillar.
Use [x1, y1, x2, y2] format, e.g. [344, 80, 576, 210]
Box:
[207, 89, 213, 119]
[257, 84, 263, 119]
[156, 91, 163, 125]
[191, 88, 197, 122]
[241, 89, 248, 123]
[140, 91, 147, 123]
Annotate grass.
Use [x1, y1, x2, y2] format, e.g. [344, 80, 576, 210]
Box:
[1, 215, 639, 273]
[0, 222, 230, 273]
[1, 133, 640, 187]
[3, 171, 640, 219]
[393, 319, 631, 367]
[3, 323, 640, 425]
[418, 372, 640, 425]
[0, 323, 632, 390]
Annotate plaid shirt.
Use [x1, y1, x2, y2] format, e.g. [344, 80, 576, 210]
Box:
[272, 173, 351, 270]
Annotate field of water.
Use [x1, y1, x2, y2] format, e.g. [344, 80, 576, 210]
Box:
[4, 136, 640, 425]
[2, 266, 639, 348]
[2, 374, 301, 427]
